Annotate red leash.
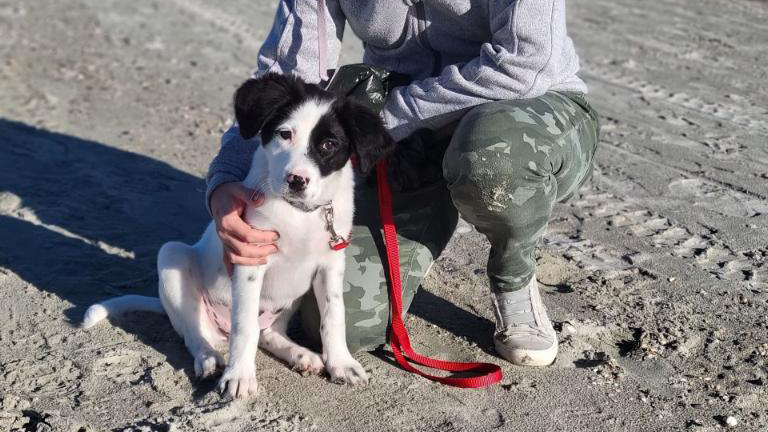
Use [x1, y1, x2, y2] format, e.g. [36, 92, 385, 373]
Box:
[375, 159, 503, 388]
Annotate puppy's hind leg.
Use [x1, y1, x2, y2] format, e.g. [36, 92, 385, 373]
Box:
[158, 241, 225, 379]
[258, 302, 324, 375]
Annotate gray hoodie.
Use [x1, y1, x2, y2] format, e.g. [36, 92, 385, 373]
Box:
[207, 0, 587, 207]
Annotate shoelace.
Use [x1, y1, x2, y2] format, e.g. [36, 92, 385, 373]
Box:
[497, 324, 551, 340]
[496, 295, 537, 328]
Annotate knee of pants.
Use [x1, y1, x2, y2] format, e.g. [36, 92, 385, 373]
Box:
[442, 102, 557, 226]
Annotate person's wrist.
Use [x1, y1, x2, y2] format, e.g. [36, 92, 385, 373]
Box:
[208, 183, 225, 216]
[210, 181, 232, 200]
[207, 177, 238, 216]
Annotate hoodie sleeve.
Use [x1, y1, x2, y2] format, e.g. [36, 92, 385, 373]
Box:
[205, 0, 346, 215]
[380, 0, 581, 141]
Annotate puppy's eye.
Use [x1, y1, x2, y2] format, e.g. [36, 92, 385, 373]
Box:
[278, 130, 292, 140]
[320, 139, 338, 152]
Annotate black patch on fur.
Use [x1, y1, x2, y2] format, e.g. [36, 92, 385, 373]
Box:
[307, 109, 353, 176]
[234, 73, 333, 142]
[247, 274, 256, 282]
[305, 99, 396, 177]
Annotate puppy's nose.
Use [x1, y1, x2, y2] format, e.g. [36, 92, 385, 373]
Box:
[286, 173, 309, 193]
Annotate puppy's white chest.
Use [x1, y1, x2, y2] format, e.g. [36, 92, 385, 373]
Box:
[245, 200, 340, 255]
[240, 198, 350, 309]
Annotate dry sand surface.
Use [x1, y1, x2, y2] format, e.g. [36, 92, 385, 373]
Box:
[1, 0, 767, 430]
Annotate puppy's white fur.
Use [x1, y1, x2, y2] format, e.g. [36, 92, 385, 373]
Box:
[84, 98, 368, 398]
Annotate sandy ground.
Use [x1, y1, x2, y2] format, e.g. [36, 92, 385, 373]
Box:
[1, 0, 767, 430]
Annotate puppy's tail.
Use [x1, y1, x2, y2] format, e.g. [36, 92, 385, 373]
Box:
[82, 295, 165, 329]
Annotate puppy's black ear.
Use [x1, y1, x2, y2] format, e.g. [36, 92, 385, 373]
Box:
[234, 73, 298, 140]
[336, 101, 396, 175]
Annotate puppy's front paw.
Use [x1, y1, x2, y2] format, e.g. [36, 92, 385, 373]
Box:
[194, 350, 224, 379]
[325, 356, 369, 385]
[218, 365, 259, 399]
[290, 349, 325, 376]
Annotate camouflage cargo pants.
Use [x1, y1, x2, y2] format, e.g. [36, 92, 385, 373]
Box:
[301, 91, 599, 352]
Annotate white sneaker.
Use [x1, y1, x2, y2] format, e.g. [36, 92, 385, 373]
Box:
[491, 277, 558, 366]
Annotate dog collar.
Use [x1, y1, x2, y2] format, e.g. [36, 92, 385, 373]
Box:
[284, 198, 325, 213]
[321, 203, 350, 251]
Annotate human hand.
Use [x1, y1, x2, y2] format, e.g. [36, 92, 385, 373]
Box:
[210, 182, 279, 274]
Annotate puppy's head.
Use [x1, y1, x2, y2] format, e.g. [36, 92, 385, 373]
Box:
[234, 73, 395, 209]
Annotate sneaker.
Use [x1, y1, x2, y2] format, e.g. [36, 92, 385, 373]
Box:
[491, 277, 558, 366]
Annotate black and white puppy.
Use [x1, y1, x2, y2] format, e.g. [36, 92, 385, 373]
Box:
[83, 73, 395, 398]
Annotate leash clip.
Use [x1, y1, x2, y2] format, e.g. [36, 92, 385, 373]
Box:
[322, 203, 350, 251]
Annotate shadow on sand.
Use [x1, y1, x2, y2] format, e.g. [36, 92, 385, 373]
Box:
[0, 118, 208, 373]
[409, 288, 497, 357]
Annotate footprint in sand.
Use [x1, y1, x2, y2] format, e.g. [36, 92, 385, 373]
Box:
[603, 198, 764, 283]
[668, 178, 768, 218]
[0, 356, 81, 398]
[593, 68, 768, 134]
[92, 350, 145, 384]
[116, 400, 315, 432]
[568, 189, 765, 284]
